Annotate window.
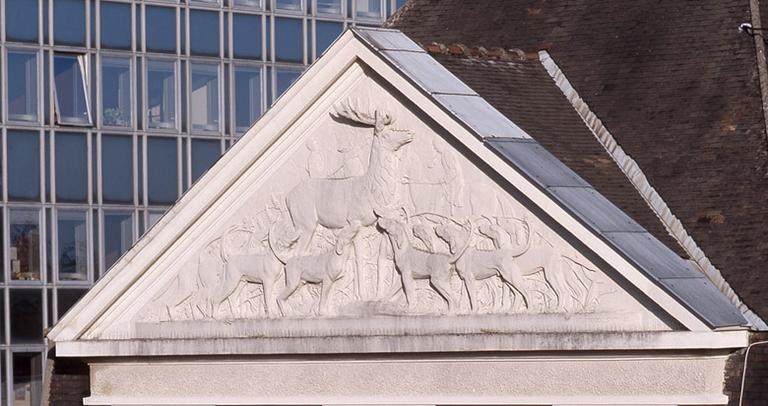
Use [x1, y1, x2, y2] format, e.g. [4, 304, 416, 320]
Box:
[234, 65, 262, 133]
[11, 293, 42, 342]
[101, 134, 133, 204]
[233, 0, 262, 7]
[190, 10, 220, 57]
[9, 209, 41, 281]
[101, 2, 132, 50]
[147, 209, 166, 230]
[7, 51, 39, 122]
[190, 63, 220, 132]
[57, 289, 87, 319]
[146, 6, 177, 54]
[55, 132, 88, 202]
[191, 139, 220, 182]
[276, 0, 302, 11]
[316, 21, 343, 57]
[103, 211, 133, 270]
[7, 131, 40, 201]
[147, 60, 177, 129]
[101, 57, 132, 127]
[5, 0, 39, 43]
[53, 54, 92, 125]
[54, 0, 86, 46]
[317, 0, 342, 15]
[274, 17, 303, 62]
[233, 14, 262, 59]
[12, 352, 43, 404]
[148, 137, 178, 205]
[57, 210, 88, 281]
[276, 67, 301, 99]
[355, 0, 382, 19]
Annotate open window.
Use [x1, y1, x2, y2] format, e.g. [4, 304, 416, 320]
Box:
[53, 54, 92, 126]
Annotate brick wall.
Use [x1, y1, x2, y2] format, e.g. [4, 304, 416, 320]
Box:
[725, 332, 768, 405]
[45, 353, 90, 406]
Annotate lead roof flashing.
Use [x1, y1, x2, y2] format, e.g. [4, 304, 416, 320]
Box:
[351, 26, 749, 329]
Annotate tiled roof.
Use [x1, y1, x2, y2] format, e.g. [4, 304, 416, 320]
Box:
[353, 27, 748, 328]
[389, 0, 768, 323]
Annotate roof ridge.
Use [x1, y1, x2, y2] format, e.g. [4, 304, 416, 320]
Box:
[421, 41, 540, 62]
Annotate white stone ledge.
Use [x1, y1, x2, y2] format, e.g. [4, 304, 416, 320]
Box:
[56, 330, 748, 357]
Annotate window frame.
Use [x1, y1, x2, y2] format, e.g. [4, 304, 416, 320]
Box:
[5, 48, 41, 125]
[188, 61, 223, 135]
[52, 53, 93, 127]
[53, 208, 92, 285]
[144, 58, 180, 132]
[232, 62, 265, 135]
[99, 53, 135, 129]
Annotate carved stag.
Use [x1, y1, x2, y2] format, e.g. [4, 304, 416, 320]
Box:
[285, 99, 414, 299]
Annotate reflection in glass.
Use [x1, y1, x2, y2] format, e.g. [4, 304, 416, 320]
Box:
[102, 135, 133, 204]
[8, 51, 39, 122]
[146, 6, 176, 53]
[276, 0, 302, 10]
[190, 10, 220, 57]
[7, 131, 40, 201]
[147, 60, 177, 129]
[276, 68, 301, 99]
[54, 0, 86, 46]
[12, 352, 43, 405]
[235, 66, 262, 133]
[316, 21, 343, 57]
[191, 139, 220, 183]
[147, 209, 167, 230]
[54, 54, 92, 125]
[317, 0, 342, 14]
[233, 0, 262, 6]
[102, 57, 132, 127]
[55, 132, 88, 203]
[233, 14, 262, 59]
[355, 0, 381, 18]
[57, 211, 88, 281]
[191, 63, 220, 132]
[57, 289, 88, 319]
[104, 211, 133, 270]
[6, 0, 39, 43]
[9, 209, 40, 281]
[275, 17, 303, 62]
[101, 1, 132, 49]
[148, 137, 178, 205]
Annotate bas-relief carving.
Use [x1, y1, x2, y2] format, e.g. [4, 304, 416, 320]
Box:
[143, 94, 632, 326]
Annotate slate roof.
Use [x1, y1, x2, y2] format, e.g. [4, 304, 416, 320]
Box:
[389, 0, 768, 323]
[353, 27, 748, 328]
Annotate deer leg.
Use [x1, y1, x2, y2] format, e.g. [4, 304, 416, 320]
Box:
[346, 221, 365, 300]
[376, 236, 392, 300]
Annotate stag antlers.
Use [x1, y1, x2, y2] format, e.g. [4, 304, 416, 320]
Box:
[332, 99, 394, 132]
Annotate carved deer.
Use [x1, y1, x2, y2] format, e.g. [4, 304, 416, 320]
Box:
[285, 99, 414, 299]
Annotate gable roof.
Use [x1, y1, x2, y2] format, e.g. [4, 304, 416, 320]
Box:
[390, 0, 768, 324]
[48, 27, 747, 348]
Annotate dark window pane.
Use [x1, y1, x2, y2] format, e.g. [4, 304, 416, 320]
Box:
[276, 0, 302, 11]
[190, 63, 220, 132]
[55, 132, 88, 202]
[356, 0, 381, 18]
[147, 60, 177, 129]
[276, 68, 300, 99]
[6, 0, 39, 43]
[103, 211, 133, 270]
[317, 0, 342, 14]
[190, 10, 220, 57]
[234, 66, 262, 133]
[54, 0, 86, 46]
[275, 17, 303, 62]
[57, 288, 87, 320]
[7, 51, 39, 122]
[396, 0, 406, 9]
[12, 352, 43, 405]
[148, 137, 178, 205]
[100, 1, 132, 50]
[316, 21, 343, 57]
[10, 291, 43, 342]
[191, 139, 219, 183]
[57, 211, 88, 281]
[146, 6, 176, 53]
[233, 14, 261, 59]
[102, 134, 133, 204]
[7, 131, 40, 201]
[9, 209, 41, 281]
[53, 54, 91, 125]
[102, 57, 132, 127]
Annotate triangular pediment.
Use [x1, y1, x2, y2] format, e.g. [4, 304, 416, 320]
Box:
[48, 29, 746, 355]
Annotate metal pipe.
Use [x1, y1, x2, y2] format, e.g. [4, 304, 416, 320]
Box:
[739, 339, 768, 406]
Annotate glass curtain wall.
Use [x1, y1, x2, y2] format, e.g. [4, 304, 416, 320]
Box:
[0, 0, 399, 404]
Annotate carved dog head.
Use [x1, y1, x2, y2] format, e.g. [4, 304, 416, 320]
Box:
[377, 217, 406, 249]
[435, 222, 465, 254]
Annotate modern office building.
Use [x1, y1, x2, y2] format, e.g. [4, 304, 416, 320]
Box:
[0, 0, 400, 403]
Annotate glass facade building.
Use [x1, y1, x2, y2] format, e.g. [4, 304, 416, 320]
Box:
[0, 0, 401, 403]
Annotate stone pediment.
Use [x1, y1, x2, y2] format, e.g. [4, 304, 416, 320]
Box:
[48, 28, 746, 355]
